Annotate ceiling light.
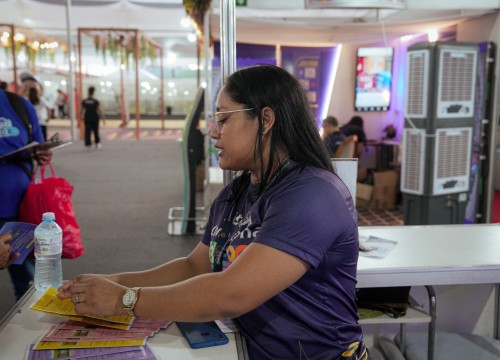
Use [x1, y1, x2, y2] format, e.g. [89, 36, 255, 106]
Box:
[181, 17, 192, 28]
[305, 0, 406, 9]
[427, 29, 438, 42]
[167, 53, 177, 65]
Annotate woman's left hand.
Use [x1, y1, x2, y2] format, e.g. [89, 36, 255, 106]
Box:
[33, 146, 52, 166]
[58, 275, 128, 317]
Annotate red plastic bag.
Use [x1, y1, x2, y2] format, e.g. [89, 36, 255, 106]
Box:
[19, 163, 84, 259]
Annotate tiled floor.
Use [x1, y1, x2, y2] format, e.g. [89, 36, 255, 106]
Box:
[357, 206, 404, 226]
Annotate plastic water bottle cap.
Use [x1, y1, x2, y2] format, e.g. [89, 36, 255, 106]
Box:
[42, 212, 55, 221]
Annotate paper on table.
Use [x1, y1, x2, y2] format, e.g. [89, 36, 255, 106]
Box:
[33, 338, 146, 350]
[30, 287, 134, 329]
[216, 319, 239, 333]
[41, 326, 154, 341]
[359, 236, 397, 259]
[25, 344, 155, 360]
[0, 222, 36, 265]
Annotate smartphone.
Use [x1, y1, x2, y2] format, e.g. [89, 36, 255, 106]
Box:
[176, 321, 229, 349]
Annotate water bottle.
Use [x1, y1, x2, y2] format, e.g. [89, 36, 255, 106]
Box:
[34, 212, 63, 292]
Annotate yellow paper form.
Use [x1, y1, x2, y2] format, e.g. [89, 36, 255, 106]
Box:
[30, 287, 134, 329]
[33, 338, 146, 350]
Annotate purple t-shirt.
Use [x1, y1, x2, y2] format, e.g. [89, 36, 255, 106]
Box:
[202, 164, 362, 359]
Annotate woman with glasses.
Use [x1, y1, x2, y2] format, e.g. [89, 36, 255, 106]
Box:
[58, 65, 366, 360]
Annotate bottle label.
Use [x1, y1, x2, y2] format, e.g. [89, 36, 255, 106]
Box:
[35, 235, 63, 256]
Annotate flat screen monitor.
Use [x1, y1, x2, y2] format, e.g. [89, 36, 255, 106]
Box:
[354, 47, 393, 112]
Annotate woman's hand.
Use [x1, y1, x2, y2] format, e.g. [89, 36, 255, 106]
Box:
[58, 275, 128, 317]
[33, 146, 53, 166]
[0, 233, 19, 270]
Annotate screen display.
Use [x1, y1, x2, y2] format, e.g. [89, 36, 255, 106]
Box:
[354, 47, 393, 112]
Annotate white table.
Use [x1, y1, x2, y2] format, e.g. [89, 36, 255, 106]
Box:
[0, 289, 248, 360]
[357, 224, 500, 359]
[2, 224, 499, 359]
[357, 224, 500, 288]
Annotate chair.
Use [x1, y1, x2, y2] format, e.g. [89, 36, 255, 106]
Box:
[334, 135, 358, 158]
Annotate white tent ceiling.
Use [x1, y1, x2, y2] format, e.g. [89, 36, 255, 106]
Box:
[0, 0, 499, 61]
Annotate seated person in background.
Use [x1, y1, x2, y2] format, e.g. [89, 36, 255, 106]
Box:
[58, 64, 367, 360]
[322, 115, 346, 156]
[340, 115, 366, 158]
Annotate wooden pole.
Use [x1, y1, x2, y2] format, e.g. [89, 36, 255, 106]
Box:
[134, 30, 140, 140]
[120, 51, 126, 127]
[65, 0, 77, 141]
[10, 25, 18, 94]
[77, 28, 84, 140]
[196, 38, 200, 87]
[160, 47, 165, 130]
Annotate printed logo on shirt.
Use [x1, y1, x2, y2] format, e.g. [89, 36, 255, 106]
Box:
[227, 244, 248, 263]
[209, 207, 262, 270]
[0, 118, 20, 138]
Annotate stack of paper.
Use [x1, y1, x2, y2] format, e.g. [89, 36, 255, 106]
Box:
[30, 288, 135, 331]
[25, 343, 158, 360]
[28, 288, 171, 359]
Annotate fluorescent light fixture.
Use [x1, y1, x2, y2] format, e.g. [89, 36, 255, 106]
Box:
[320, 44, 342, 120]
[305, 0, 405, 9]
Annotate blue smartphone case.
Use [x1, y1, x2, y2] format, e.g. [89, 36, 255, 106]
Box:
[176, 321, 229, 349]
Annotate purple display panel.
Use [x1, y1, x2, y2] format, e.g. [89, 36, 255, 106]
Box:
[212, 42, 276, 68]
[211, 42, 276, 107]
[281, 46, 336, 123]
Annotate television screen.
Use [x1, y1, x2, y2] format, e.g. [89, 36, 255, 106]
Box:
[354, 47, 393, 112]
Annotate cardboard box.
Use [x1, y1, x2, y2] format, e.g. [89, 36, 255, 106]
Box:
[373, 170, 399, 187]
[357, 167, 369, 182]
[372, 185, 397, 210]
[356, 183, 374, 208]
[372, 171, 399, 210]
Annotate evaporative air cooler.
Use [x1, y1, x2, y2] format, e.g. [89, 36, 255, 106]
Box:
[401, 41, 478, 225]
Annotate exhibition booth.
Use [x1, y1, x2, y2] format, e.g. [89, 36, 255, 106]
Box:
[1, 1, 500, 359]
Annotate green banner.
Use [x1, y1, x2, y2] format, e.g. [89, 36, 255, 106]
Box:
[235, 0, 247, 6]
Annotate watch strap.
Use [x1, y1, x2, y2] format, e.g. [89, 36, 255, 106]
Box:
[123, 287, 141, 316]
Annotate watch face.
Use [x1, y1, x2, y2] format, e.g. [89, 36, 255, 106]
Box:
[122, 289, 136, 307]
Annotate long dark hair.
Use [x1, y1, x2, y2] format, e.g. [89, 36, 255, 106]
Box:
[347, 115, 364, 128]
[224, 65, 333, 199]
[28, 87, 40, 106]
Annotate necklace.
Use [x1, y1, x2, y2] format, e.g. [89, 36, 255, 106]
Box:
[213, 159, 295, 270]
[228, 158, 293, 224]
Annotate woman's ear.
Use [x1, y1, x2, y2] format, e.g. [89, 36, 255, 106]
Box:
[260, 107, 275, 135]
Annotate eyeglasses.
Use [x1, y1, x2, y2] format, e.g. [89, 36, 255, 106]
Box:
[211, 108, 254, 134]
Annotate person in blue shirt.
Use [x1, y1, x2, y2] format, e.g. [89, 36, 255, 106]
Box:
[0, 89, 52, 300]
[322, 115, 346, 156]
[57, 65, 367, 360]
